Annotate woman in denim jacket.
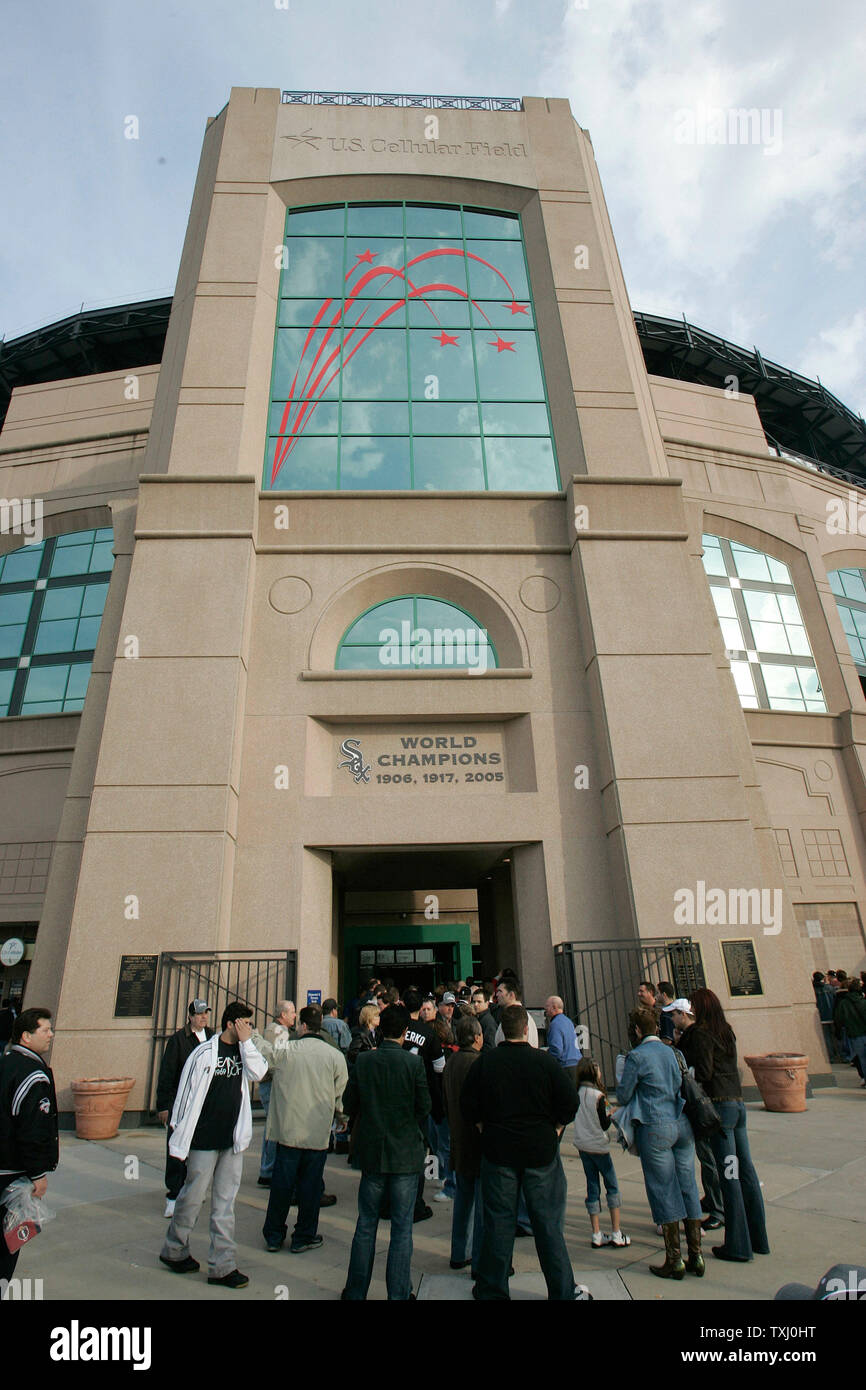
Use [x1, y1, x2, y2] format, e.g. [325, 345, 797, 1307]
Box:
[617, 1005, 704, 1279]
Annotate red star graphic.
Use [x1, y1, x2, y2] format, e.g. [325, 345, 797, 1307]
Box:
[354, 249, 377, 264]
[488, 336, 516, 353]
[508, 301, 529, 315]
[433, 331, 459, 346]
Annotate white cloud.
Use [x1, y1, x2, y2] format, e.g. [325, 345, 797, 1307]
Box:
[798, 310, 866, 417]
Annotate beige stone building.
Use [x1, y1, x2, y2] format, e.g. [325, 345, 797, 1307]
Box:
[1, 88, 864, 1120]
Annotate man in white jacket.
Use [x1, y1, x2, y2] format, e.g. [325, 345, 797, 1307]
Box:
[159, 1002, 267, 1288]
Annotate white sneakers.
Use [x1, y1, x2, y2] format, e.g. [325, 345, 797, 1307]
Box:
[164, 1199, 176, 1219]
[434, 1190, 453, 1202]
[591, 1229, 631, 1247]
[575, 1284, 593, 1300]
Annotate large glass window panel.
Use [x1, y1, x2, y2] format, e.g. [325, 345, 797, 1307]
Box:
[484, 438, 557, 490]
[269, 401, 339, 436]
[340, 437, 411, 490]
[75, 617, 102, 650]
[23, 665, 69, 702]
[0, 591, 33, 624]
[20, 701, 64, 715]
[281, 238, 345, 297]
[335, 643, 390, 670]
[710, 587, 737, 619]
[475, 332, 544, 399]
[65, 663, 92, 701]
[50, 544, 92, 578]
[413, 438, 485, 490]
[730, 543, 771, 582]
[744, 591, 782, 623]
[481, 403, 548, 435]
[340, 403, 410, 434]
[40, 586, 84, 620]
[405, 241, 468, 297]
[405, 204, 461, 237]
[286, 206, 345, 236]
[56, 530, 96, 546]
[777, 593, 803, 624]
[841, 569, 866, 601]
[762, 665, 803, 701]
[472, 300, 534, 329]
[345, 299, 407, 329]
[462, 209, 520, 239]
[409, 331, 476, 400]
[841, 607, 859, 636]
[853, 609, 866, 638]
[345, 238, 406, 283]
[787, 627, 811, 656]
[34, 620, 77, 654]
[0, 669, 14, 713]
[466, 241, 529, 300]
[0, 545, 43, 582]
[341, 598, 414, 646]
[701, 538, 727, 576]
[89, 543, 114, 572]
[278, 299, 337, 328]
[412, 403, 480, 435]
[751, 622, 791, 655]
[268, 437, 338, 490]
[731, 662, 759, 705]
[341, 332, 408, 399]
[408, 300, 470, 329]
[415, 598, 493, 650]
[273, 328, 342, 400]
[719, 617, 746, 650]
[0, 626, 26, 658]
[346, 204, 403, 236]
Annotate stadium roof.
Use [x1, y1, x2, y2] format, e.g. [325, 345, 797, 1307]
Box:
[1, 297, 864, 484]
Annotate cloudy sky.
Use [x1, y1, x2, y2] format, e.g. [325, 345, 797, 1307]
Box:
[3, 0, 865, 415]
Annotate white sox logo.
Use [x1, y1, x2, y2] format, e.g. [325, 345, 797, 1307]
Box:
[338, 737, 371, 784]
[39, 1098, 50, 1114]
[16, 1225, 30, 1243]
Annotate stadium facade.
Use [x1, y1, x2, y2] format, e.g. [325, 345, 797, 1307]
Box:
[2, 88, 865, 1118]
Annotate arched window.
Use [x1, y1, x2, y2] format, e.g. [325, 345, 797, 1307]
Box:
[265, 201, 559, 492]
[828, 568, 866, 695]
[701, 533, 825, 712]
[0, 527, 114, 716]
[336, 595, 497, 673]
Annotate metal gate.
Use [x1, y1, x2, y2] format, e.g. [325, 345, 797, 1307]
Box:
[554, 937, 705, 1089]
[146, 949, 297, 1112]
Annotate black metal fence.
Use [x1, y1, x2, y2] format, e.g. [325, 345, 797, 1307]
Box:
[146, 950, 297, 1112]
[554, 938, 705, 1089]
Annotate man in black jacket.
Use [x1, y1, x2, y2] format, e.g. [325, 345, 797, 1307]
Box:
[0, 1007, 58, 1284]
[156, 999, 214, 1217]
[461, 1004, 588, 1301]
[341, 1004, 431, 1300]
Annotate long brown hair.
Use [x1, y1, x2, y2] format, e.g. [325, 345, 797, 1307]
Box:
[691, 988, 736, 1051]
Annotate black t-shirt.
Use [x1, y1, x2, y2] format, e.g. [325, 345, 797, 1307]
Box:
[403, 1018, 444, 1120]
[190, 1040, 243, 1150]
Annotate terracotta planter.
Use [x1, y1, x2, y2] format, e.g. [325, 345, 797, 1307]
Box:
[744, 1054, 808, 1112]
[70, 1077, 136, 1140]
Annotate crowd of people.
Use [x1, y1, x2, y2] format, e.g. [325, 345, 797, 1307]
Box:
[3, 963, 859, 1301]
[811, 969, 866, 1081]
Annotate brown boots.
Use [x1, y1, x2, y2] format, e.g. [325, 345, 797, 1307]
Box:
[683, 1217, 705, 1276]
[649, 1221, 686, 1279]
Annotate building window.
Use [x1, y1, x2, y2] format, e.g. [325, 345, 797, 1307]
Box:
[336, 595, 497, 672]
[265, 202, 560, 492]
[701, 534, 825, 712]
[828, 568, 866, 697]
[0, 528, 114, 716]
[802, 828, 850, 878]
[774, 828, 798, 877]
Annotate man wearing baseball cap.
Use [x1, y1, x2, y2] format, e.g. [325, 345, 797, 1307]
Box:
[155, 999, 215, 1218]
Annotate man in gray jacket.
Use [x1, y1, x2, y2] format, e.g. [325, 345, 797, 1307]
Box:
[252, 1004, 348, 1254]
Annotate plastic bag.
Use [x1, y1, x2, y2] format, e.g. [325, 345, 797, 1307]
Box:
[2, 1177, 55, 1253]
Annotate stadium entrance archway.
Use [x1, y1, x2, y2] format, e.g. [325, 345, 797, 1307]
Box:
[330, 843, 528, 1002]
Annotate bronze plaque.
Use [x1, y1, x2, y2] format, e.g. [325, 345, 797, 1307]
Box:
[720, 939, 764, 998]
[114, 954, 159, 1018]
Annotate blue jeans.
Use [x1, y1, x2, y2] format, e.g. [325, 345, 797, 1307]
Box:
[475, 1154, 575, 1301]
[695, 1135, 724, 1220]
[635, 1115, 702, 1225]
[578, 1150, 621, 1214]
[259, 1080, 276, 1179]
[427, 1114, 457, 1196]
[263, 1144, 328, 1248]
[709, 1100, 769, 1260]
[450, 1173, 484, 1266]
[343, 1172, 418, 1300]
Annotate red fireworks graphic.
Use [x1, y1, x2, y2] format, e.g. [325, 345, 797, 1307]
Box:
[270, 245, 529, 485]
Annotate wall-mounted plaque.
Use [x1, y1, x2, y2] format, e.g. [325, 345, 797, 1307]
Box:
[376, 949, 395, 965]
[114, 954, 159, 1018]
[720, 939, 764, 998]
[396, 949, 415, 964]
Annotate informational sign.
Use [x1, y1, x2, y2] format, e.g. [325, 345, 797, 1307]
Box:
[806, 919, 823, 939]
[0, 938, 25, 968]
[333, 724, 506, 794]
[306, 989, 322, 1007]
[113, 954, 159, 1018]
[415, 948, 434, 963]
[720, 939, 764, 998]
[359, 949, 375, 966]
[396, 949, 415, 964]
[376, 949, 395, 965]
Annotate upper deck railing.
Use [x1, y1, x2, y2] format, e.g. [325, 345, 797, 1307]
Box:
[280, 91, 522, 111]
